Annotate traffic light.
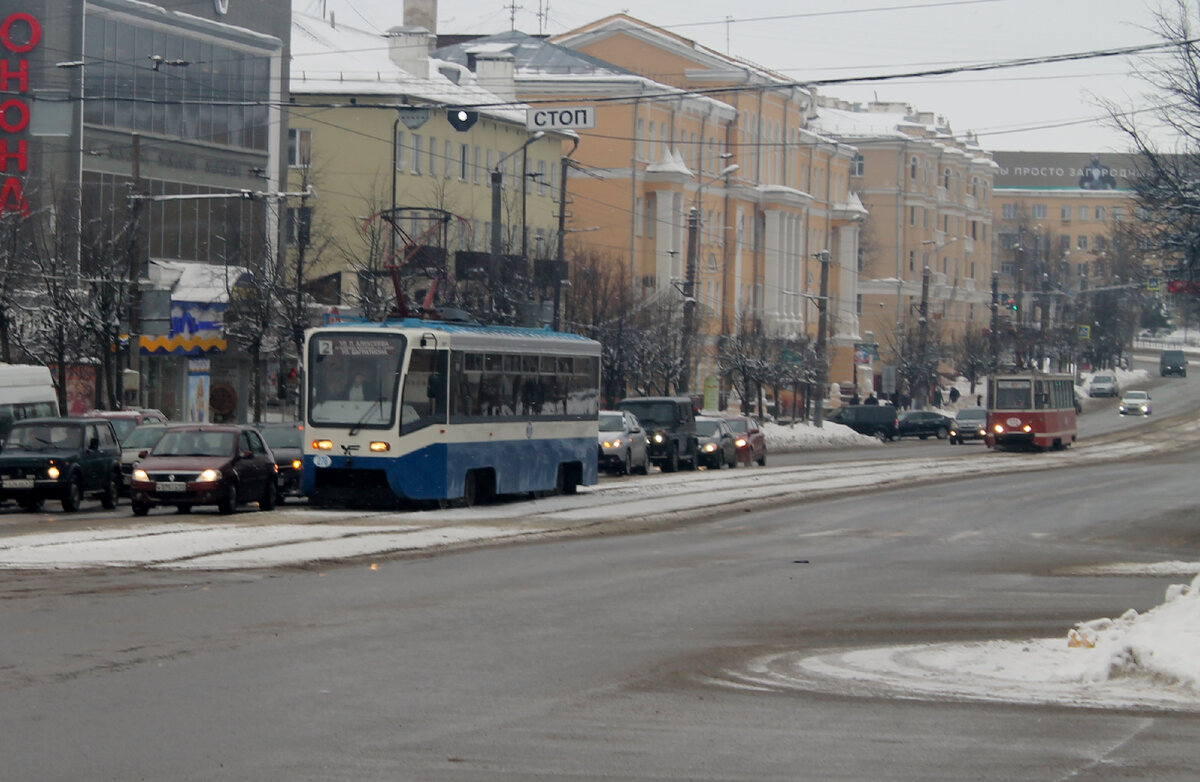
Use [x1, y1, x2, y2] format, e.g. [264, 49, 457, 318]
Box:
[1007, 296, 1018, 311]
[447, 109, 478, 131]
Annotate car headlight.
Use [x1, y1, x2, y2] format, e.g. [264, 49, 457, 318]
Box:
[133, 468, 149, 482]
[734, 437, 747, 448]
[653, 433, 664, 443]
[47, 465, 61, 479]
[702, 443, 716, 452]
[197, 468, 220, 483]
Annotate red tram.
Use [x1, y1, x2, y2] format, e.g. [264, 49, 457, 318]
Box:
[985, 371, 1077, 451]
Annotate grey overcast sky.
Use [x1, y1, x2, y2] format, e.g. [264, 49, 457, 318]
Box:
[297, 0, 1181, 152]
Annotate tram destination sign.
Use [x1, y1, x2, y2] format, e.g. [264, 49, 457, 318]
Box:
[526, 106, 595, 131]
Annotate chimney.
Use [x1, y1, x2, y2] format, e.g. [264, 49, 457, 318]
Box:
[404, 0, 437, 35]
[474, 52, 515, 102]
[386, 26, 433, 79]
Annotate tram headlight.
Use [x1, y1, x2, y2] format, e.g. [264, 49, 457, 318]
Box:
[313, 439, 333, 450]
[1022, 424, 1032, 433]
[291, 459, 302, 471]
[369, 441, 390, 452]
[992, 423, 1004, 434]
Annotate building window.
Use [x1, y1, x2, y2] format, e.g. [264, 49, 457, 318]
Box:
[411, 135, 422, 174]
[1060, 235, 1071, 253]
[1077, 235, 1088, 250]
[1095, 206, 1106, 221]
[394, 130, 406, 172]
[909, 249, 915, 271]
[1032, 204, 1047, 219]
[909, 206, 917, 227]
[851, 154, 864, 176]
[1061, 205, 1071, 220]
[1002, 203, 1017, 220]
[1113, 206, 1124, 221]
[444, 141, 452, 178]
[288, 128, 312, 167]
[910, 156, 918, 179]
[458, 143, 468, 180]
[428, 138, 437, 177]
[474, 146, 482, 184]
[1078, 205, 1090, 221]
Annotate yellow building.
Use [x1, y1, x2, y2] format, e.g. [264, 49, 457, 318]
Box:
[813, 99, 997, 398]
[544, 15, 866, 397]
[287, 11, 566, 316]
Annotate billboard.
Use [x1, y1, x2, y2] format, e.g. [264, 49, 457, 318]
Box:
[992, 151, 1140, 191]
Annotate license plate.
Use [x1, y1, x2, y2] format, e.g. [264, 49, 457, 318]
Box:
[155, 481, 187, 492]
[2, 478, 33, 489]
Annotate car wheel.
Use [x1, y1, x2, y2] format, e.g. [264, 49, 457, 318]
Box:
[61, 475, 84, 512]
[218, 482, 238, 515]
[260, 479, 277, 511]
[131, 502, 150, 517]
[637, 450, 650, 475]
[728, 451, 737, 468]
[622, 450, 631, 476]
[663, 444, 679, 473]
[935, 426, 948, 440]
[757, 452, 766, 466]
[873, 428, 889, 442]
[100, 471, 119, 510]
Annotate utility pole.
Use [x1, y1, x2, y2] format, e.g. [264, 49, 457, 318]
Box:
[989, 270, 999, 379]
[126, 132, 144, 409]
[914, 265, 931, 409]
[552, 140, 578, 331]
[1038, 272, 1051, 370]
[680, 206, 701, 395]
[813, 249, 831, 427]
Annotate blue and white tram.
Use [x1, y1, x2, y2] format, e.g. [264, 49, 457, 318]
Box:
[302, 320, 601, 507]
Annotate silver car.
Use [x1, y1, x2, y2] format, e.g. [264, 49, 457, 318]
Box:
[597, 410, 650, 476]
[1118, 390, 1151, 415]
[1089, 373, 1119, 398]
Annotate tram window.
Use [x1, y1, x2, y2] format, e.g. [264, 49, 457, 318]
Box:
[523, 355, 539, 374]
[540, 355, 556, 374]
[401, 349, 447, 431]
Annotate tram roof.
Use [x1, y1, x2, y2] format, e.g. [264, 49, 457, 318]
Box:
[311, 319, 601, 354]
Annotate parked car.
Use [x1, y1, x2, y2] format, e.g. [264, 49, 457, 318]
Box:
[129, 424, 278, 516]
[948, 407, 988, 444]
[1118, 390, 1152, 416]
[597, 410, 650, 476]
[616, 396, 699, 472]
[723, 415, 766, 465]
[826, 404, 899, 441]
[256, 422, 305, 500]
[896, 409, 954, 440]
[85, 408, 169, 443]
[695, 416, 738, 469]
[118, 422, 169, 495]
[1160, 349, 1188, 377]
[0, 417, 122, 512]
[1089, 373, 1119, 398]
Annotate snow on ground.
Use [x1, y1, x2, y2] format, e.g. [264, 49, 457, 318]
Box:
[718, 575, 1200, 712]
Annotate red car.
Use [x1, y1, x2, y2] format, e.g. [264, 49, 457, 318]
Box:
[723, 415, 766, 465]
[129, 424, 278, 515]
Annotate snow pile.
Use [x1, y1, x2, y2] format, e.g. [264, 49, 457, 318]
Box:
[760, 419, 879, 450]
[1065, 574, 1200, 690]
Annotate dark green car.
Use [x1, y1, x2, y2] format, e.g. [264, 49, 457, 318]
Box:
[0, 418, 122, 512]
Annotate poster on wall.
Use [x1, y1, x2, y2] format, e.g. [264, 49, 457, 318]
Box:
[187, 358, 210, 423]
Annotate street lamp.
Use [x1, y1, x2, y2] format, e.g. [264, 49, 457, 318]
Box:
[492, 131, 546, 290]
[680, 163, 738, 394]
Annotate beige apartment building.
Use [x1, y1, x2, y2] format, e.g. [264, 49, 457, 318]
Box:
[812, 99, 997, 399]
[547, 15, 865, 397]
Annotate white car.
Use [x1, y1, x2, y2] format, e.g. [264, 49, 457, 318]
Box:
[1118, 390, 1152, 415]
[1089, 373, 1119, 398]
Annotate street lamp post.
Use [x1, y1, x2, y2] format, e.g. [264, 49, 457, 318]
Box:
[491, 131, 546, 309]
[680, 163, 738, 395]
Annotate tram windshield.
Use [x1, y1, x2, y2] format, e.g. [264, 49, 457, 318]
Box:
[993, 379, 1032, 410]
[307, 333, 407, 428]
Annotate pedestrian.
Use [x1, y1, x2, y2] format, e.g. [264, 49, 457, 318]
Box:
[864, 393, 879, 405]
[976, 394, 983, 406]
[850, 391, 861, 405]
[933, 387, 943, 407]
[949, 387, 960, 404]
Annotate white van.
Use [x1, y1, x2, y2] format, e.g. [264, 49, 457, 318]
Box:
[0, 364, 60, 441]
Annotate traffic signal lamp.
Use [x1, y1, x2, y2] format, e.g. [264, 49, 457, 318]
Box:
[447, 109, 478, 131]
[1007, 297, 1018, 311]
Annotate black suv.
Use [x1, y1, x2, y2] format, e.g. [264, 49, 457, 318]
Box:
[1160, 349, 1187, 377]
[617, 396, 698, 472]
[826, 404, 899, 441]
[0, 417, 122, 512]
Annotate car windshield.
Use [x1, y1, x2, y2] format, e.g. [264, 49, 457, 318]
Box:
[153, 430, 235, 457]
[957, 408, 986, 422]
[1123, 391, 1148, 401]
[5, 424, 81, 451]
[899, 411, 924, 421]
[105, 418, 139, 441]
[725, 419, 747, 433]
[1094, 375, 1114, 383]
[695, 420, 720, 437]
[123, 425, 167, 449]
[260, 426, 301, 450]
[598, 413, 625, 432]
[620, 401, 676, 426]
